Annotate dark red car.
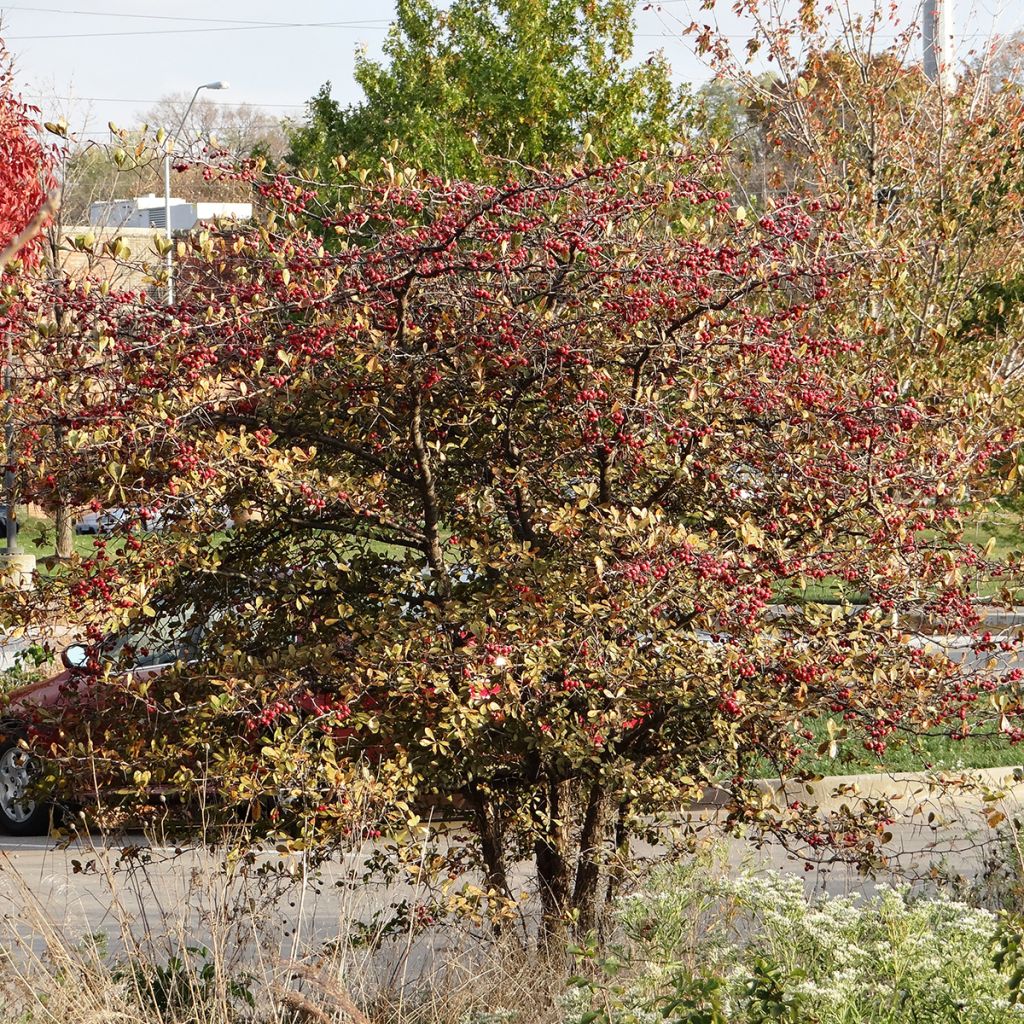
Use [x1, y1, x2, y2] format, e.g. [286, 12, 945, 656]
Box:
[0, 621, 198, 835]
[0, 615, 363, 835]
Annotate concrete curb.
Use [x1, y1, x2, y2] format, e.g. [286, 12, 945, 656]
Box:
[903, 609, 1024, 633]
[766, 604, 1024, 634]
[699, 765, 1024, 814]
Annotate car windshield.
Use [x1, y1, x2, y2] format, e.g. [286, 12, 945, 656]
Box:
[101, 613, 202, 668]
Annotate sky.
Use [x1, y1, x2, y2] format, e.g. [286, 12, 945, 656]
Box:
[0, 0, 1022, 142]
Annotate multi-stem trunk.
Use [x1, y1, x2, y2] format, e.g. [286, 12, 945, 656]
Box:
[467, 786, 513, 933]
[535, 777, 574, 948]
[604, 801, 630, 914]
[572, 783, 613, 937]
[533, 778, 615, 947]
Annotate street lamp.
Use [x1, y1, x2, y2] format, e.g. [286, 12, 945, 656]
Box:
[162, 80, 229, 305]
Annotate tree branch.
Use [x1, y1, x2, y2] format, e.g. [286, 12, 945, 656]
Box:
[215, 412, 418, 488]
[0, 192, 60, 274]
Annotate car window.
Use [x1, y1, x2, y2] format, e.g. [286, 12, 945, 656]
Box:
[102, 615, 203, 668]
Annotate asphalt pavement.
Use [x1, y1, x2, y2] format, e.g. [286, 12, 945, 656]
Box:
[0, 631, 1018, 968]
[0, 771, 1017, 967]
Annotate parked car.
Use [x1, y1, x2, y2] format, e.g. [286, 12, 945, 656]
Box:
[76, 507, 164, 535]
[76, 507, 126, 535]
[0, 616, 200, 835]
[0, 608, 348, 835]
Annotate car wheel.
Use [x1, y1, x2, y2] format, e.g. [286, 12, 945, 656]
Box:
[0, 737, 54, 836]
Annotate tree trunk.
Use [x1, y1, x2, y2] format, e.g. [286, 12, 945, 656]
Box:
[54, 498, 74, 559]
[467, 786, 513, 936]
[535, 777, 574, 948]
[604, 801, 630, 914]
[571, 783, 612, 937]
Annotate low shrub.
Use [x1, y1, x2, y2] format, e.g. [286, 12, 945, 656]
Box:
[567, 858, 1024, 1024]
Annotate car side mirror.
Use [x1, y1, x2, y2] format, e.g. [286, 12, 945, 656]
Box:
[61, 643, 89, 670]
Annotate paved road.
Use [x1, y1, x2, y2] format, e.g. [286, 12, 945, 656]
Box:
[0, 774, 1015, 968]
[0, 631, 1017, 970]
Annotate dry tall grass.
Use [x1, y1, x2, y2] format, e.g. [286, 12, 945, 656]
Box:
[0, 822, 577, 1024]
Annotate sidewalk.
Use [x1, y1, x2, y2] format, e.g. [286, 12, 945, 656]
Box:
[765, 603, 1024, 634]
[747, 764, 1024, 813]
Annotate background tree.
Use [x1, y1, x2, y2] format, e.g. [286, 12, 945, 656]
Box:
[692, 74, 776, 196]
[34, 128, 171, 557]
[972, 29, 1024, 87]
[287, 0, 692, 181]
[12, 112, 214, 557]
[56, 136, 258, 226]
[681, 1, 1024, 386]
[46, 92, 284, 228]
[141, 93, 288, 166]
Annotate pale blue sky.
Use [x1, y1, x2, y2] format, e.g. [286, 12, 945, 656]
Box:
[0, 0, 1020, 141]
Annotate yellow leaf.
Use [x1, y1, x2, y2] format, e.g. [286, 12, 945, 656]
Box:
[738, 517, 764, 549]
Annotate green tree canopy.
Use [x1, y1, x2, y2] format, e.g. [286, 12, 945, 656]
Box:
[287, 0, 692, 180]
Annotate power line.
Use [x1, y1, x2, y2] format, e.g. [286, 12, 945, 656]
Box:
[23, 93, 307, 109]
[0, 4, 384, 26]
[635, 30, 1017, 39]
[4, 19, 389, 41]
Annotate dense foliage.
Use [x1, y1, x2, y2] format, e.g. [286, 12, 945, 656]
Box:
[287, 0, 690, 181]
[1, 144, 1021, 937]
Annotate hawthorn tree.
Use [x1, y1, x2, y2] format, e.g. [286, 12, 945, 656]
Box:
[3, 149, 1023, 941]
[0, 70, 170, 558]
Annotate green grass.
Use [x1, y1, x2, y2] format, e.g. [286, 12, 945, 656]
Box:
[761, 715, 1024, 778]
[771, 496, 1024, 606]
[17, 516, 119, 564]
[963, 496, 1024, 560]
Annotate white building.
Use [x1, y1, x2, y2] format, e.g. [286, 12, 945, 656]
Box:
[89, 194, 252, 231]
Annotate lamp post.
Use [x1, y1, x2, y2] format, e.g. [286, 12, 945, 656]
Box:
[163, 80, 229, 305]
[4, 336, 17, 556]
[2, 313, 30, 586]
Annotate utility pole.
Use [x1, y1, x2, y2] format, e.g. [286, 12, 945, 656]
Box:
[1, 333, 34, 590]
[163, 80, 229, 305]
[923, 0, 956, 92]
